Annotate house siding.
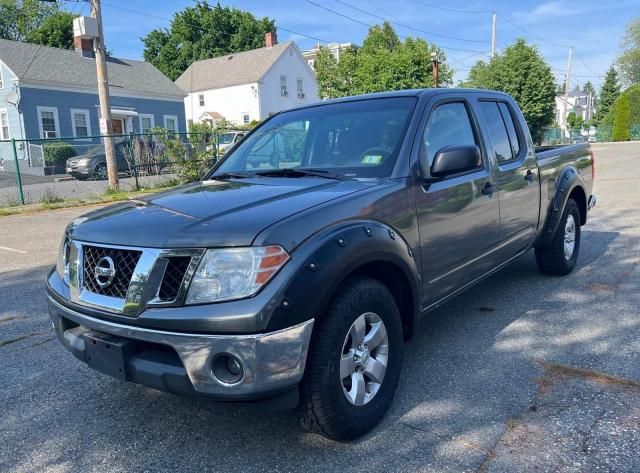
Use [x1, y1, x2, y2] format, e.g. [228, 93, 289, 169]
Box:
[258, 45, 319, 119]
[19, 87, 186, 140]
[185, 83, 260, 125]
[0, 60, 23, 140]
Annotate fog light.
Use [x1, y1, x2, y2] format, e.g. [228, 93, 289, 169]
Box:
[211, 353, 244, 385]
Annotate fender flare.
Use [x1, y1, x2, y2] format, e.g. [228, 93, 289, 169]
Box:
[263, 220, 421, 339]
[536, 167, 586, 248]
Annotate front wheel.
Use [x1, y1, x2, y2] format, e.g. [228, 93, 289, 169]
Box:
[535, 198, 581, 275]
[298, 277, 403, 441]
[92, 163, 107, 180]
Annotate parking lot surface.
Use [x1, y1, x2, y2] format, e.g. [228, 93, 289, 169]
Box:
[1, 142, 639, 472]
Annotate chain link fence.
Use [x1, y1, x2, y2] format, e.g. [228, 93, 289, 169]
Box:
[0, 131, 240, 208]
[541, 125, 640, 145]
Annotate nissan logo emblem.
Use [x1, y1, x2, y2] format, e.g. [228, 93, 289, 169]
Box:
[94, 256, 116, 288]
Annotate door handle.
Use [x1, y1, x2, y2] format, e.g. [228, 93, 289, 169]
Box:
[524, 170, 536, 182]
[481, 182, 497, 195]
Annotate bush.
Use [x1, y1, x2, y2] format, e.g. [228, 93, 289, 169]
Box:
[611, 94, 631, 142]
[43, 142, 76, 164]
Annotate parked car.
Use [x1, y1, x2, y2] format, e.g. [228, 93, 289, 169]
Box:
[48, 89, 595, 441]
[217, 131, 246, 153]
[66, 140, 131, 180]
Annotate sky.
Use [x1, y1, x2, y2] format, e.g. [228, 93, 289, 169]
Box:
[68, 0, 637, 90]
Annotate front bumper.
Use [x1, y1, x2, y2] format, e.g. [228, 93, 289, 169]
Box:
[48, 295, 314, 399]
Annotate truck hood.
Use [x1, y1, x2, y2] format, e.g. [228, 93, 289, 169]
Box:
[68, 178, 378, 248]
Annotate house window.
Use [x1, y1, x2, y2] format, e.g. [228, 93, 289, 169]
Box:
[307, 59, 315, 68]
[297, 78, 304, 98]
[242, 113, 250, 125]
[164, 115, 178, 135]
[280, 75, 288, 96]
[71, 109, 91, 139]
[0, 109, 9, 140]
[37, 106, 59, 139]
[139, 114, 155, 135]
[198, 94, 205, 107]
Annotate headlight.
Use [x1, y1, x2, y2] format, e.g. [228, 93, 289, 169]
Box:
[56, 236, 71, 284]
[186, 246, 289, 304]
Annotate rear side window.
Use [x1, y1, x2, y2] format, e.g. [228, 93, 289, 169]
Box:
[479, 101, 524, 164]
[498, 102, 521, 158]
[423, 102, 477, 167]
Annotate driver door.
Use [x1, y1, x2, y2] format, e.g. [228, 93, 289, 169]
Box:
[412, 98, 500, 309]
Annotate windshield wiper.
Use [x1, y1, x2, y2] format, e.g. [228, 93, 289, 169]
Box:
[254, 168, 345, 180]
[209, 171, 253, 180]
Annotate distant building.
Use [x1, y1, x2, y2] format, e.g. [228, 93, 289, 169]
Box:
[176, 32, 319, 126]
[302, 42, 358, 71]
[0, 38, 186, 142]
[555, 87, 596, 128]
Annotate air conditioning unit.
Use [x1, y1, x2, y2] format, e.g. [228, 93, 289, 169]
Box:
[297, 92, 305, 98]
[281, 90, 288, 97]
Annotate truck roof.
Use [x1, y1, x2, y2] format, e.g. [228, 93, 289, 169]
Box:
[279, 88, 513, 114]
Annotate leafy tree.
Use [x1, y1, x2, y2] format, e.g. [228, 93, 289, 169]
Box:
[566, 111, 584, 130]
[611, 94, 631, 141]
[582, 81, 597, 101]
[26, 11, 74, 49]
[315, 22, 451, 99]
[617, 17, 640, 86]
[461, 39, 556, 144]
[142, 2, 275, 81]
[595, 66, 621, 126]
[0, 0, 60, 42]
[624, 84, 640, 125]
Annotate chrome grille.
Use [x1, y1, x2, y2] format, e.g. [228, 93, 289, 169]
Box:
[82, 245, 142, 298]
[158, 256, 192, 302]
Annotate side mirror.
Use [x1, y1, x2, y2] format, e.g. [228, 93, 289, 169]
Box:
[429, 145, 481, 179]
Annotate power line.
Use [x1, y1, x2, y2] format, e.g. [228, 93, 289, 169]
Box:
[409, 0, 491, 14]
[303, 0, 488, 54]
[332, 0, 490, 43]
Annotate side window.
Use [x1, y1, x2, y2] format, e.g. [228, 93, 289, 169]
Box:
[497, 102, 521, 158]
[479, 102, 514, 164]
[423, 102, 477, 167]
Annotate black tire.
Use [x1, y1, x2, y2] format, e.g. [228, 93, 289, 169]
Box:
[535, 198, 581, 275]
[92, 163, 107, 180]
[298, 276, 403, 441]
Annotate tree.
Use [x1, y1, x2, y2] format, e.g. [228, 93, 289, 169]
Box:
[566, 111, 584, 130]
[611, 94, 631, 141]
[142, 2, 275, 81]
[26, 11, 74, 49]
[595, 66, 621, 126]
[315, 22, 452, 99]
[617, 17, 640, 86]
[0, 0, 59, 41]
[461, 39, 556, 144]
[582, 81, 597, 101]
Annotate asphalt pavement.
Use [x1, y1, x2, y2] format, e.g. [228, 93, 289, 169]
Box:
[0, 142, 639, 472]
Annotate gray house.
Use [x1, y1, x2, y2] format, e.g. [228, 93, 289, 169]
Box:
[0, 38, 186, 143]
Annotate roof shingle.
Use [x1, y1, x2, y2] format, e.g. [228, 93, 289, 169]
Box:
[0, 38, 185, 98]
[175, 42, 292, 93]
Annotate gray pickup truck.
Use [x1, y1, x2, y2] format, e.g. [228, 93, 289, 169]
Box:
[47, 89, 595, 440]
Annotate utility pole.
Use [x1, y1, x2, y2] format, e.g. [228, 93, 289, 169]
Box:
[491, 12, 497, 59]
[562, 47, 574, 133]
[431, 51, 440, 88]
[91, 0, 118, 189]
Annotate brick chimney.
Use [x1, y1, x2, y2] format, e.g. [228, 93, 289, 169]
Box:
[74, 36, 94, 58]
[265, 31, 277, 48]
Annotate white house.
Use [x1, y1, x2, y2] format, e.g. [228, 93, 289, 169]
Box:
[555, 88, 596, 128]
[302, 42, 357, 70]
[176, 33, 319, 126]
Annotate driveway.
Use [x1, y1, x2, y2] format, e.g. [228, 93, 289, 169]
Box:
[0, 143, 639, 472]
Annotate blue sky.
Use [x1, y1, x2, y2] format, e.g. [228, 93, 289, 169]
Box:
[68, 0, 636, 89]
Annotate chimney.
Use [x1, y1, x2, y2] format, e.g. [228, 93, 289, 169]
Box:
[265, 31, 277, 48]
[74, 36, 94, 58]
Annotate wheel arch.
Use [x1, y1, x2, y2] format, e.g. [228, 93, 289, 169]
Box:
[263, 221, 421, 342]
[536, 167, 587, 248]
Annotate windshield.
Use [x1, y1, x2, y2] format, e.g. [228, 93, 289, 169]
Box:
[213, 97, 416, 179]
[219, 133, 236, 145]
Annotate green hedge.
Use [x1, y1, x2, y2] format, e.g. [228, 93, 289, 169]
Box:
[43, 142, 77, 164]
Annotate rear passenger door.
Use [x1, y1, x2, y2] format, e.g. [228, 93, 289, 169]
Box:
[477, 100, 539, 254]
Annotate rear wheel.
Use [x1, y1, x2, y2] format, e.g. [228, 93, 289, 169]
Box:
[92, 163, 107, 180]
[298, 276, 403, 441]
[535, 198, 581, 275]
